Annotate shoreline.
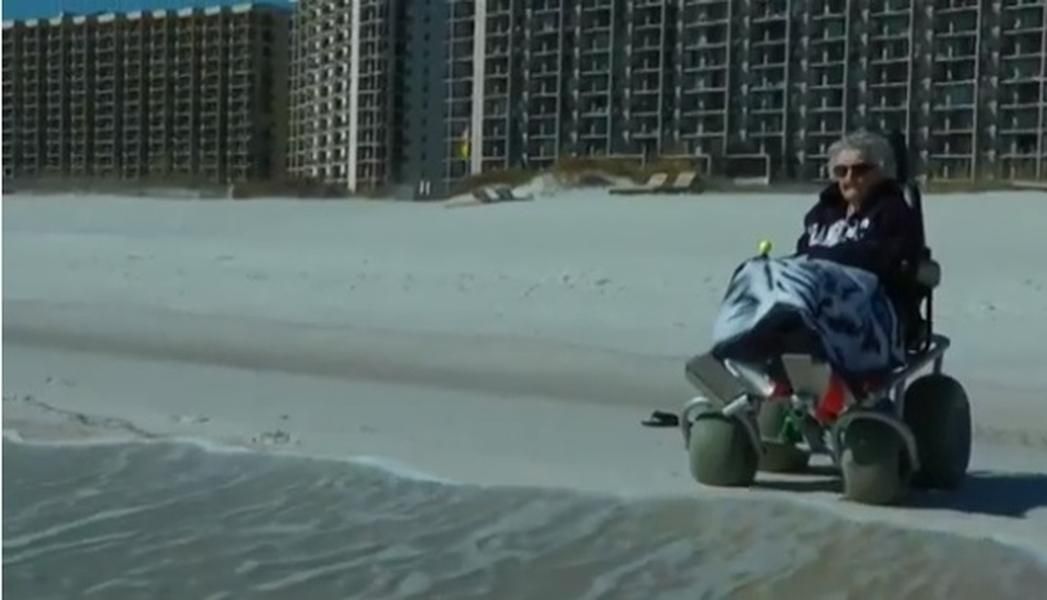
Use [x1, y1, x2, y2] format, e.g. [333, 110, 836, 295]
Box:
[7, 435, 1047, 600]
[6, 391, 1047, 569]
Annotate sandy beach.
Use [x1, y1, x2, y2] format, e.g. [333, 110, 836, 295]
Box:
[4, 190, 1047, 598]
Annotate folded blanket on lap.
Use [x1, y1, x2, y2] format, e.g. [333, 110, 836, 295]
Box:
[711, 256, 906, 377]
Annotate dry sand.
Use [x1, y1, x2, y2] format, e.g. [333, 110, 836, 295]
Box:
[4, 190, 1047, 597]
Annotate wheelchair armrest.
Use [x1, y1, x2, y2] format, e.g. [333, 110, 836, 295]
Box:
[915, 257, 941, 289]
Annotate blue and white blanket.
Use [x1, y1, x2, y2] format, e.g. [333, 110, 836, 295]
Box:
[711, 256, 905, 376]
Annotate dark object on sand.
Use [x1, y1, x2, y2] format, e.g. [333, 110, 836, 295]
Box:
[608, 171, 700, 195]
[470, 184, 533, 204]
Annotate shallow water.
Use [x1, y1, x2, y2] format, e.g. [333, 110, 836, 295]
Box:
[4, 440, 1045, 600]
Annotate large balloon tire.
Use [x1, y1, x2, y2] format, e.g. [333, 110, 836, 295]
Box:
[903, 374, 972, 490]
[688, 414, 758, 488]
[840, 418, 910, 506]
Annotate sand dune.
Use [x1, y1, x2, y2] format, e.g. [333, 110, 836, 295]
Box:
[4, 191, 1047, 597]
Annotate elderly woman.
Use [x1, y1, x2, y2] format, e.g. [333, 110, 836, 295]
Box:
[795, 131, 923, 308]
[709, 131, 922, 384]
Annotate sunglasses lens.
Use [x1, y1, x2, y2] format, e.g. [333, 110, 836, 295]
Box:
[832, 163, 872, 178]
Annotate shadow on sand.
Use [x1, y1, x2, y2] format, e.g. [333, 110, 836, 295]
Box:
[755, 468, 1047, 518]
[907, 470, 1047, 518]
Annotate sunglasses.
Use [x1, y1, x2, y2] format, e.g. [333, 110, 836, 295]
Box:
[831, 162, 875, 179]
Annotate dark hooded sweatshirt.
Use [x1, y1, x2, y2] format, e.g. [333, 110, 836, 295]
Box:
[795, 179, 923, 309]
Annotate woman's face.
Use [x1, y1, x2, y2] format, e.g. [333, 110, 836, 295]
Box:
[831, 148, 881, 205]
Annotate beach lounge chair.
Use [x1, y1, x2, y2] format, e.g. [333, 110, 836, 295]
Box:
[608, 172, 669, 195]
[670, 170, 698, 192]
[471, 187, 498, 203]
[648, 170, 699, 194]
[465, 184, 533, 205]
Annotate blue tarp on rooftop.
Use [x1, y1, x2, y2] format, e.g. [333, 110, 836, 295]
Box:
[3, 0, 292, 21]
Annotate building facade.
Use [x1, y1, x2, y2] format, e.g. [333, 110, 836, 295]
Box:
[287, 0, 396, 191]
[2, 2, 289, 183]
[288, 0, 458, 197]
[417, 0, 1047, 190]
[7, 0, 1047, 195]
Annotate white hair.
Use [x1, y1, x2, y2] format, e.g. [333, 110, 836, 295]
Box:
[827, 131, 897, 180]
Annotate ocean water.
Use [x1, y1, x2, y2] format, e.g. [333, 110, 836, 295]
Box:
[4, 439, 1046, 600]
